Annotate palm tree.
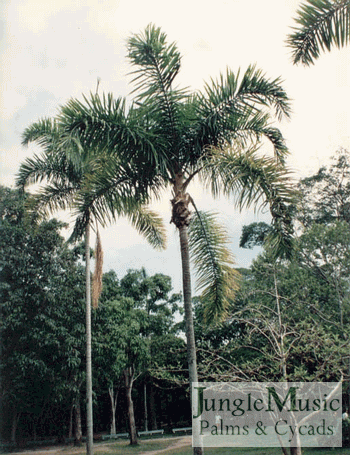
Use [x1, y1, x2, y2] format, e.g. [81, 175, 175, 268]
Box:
[287, 0, 350, 65]
[16, 109, 166, 454]
[59, 25, 295, 455]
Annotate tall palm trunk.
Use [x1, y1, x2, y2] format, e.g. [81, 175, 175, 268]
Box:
[178, 224, 198, 386]
[85, 222, 94, 455]
[171, 172, 203, 455]
[178, 224, 203, 455]
[172, 174, 203, 455]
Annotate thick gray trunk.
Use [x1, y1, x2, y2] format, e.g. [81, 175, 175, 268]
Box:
[85, 222, 94, 455]
[178, 224, 203, 455]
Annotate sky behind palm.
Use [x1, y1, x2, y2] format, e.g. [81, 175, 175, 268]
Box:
[1, 0, 350, 293]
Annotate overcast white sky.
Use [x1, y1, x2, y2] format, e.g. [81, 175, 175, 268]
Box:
[1, 0, 350, 294]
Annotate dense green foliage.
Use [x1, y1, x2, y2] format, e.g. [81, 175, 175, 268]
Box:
[0, 187, 186, 445]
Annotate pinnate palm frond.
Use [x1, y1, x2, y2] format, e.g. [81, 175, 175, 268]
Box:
[59, 92, 168, 180]
[20, 116, 85, 187]
[203, 147, 296, 259]
[73, 153, 160, 229]
[59, 93, 128, 150]
[287, 0, 350, 65]
[198, 65, 291, 125]
[224, 109, 289, 163]
[191, 66, 290, 165]
[21, 118, 60, 148]
[28, 182, 78, 221]
[127, 23, 182, 99]
[16, 150, 82, 190]
[126, 205, 167, 251]
[188, 210, 240, 324]
[127, 24, 189, 161]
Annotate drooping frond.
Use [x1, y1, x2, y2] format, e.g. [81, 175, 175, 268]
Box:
[16, 151, 82, 190]
[20, 117, 84, 188]
[191, 66, 290, 165]
[198, 65, 291, 126]
[22, 118, 60, 148]
[203, 147, 296, 259]
[126, 205, 167, 250]
[28, 182, 78, 221]
[188, 210, 240, 324]
[92, 229, 103, 309]
[59, 92, 168, 181]
[287, 0, 350, 65]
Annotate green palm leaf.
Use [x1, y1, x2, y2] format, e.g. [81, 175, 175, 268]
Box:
[203, 147, 296, 259]
[127, 23, 183, 99]
[126, 206, 167, 250]
[127, 23, 189, 171]
[192, 66, 290, 164]
[287, 0, 350, 65]
[188, 210, 240, 323]
[29, 183, 78, 221]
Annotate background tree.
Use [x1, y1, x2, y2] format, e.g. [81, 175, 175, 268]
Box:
[93, 268, 182, 444]
[296, 149, 350, 226]
[0, 187, 86, 444]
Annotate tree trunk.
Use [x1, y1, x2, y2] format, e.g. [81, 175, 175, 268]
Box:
[171, 175, 203, 455]
[108, 386, 119, 435]
[68, 402, 74, 439]
[124, 366, 138, 445]
[290, 446, 302, 455]
[85, 222, 94, 455]
[178, 224, 203, 455]
[75, 398, 83, 444]
[10, 410, 20, 445]
[144, 383, 148, 432]
[149, 385, 157, 430]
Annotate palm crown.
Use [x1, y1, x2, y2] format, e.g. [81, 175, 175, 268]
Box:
[60, 25, 295, 316]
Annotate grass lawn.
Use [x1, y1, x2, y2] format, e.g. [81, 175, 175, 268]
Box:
[54, 437, 349, 455]
[8, 437, 349, 455]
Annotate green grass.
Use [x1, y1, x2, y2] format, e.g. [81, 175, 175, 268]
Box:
[59, 437, 350, 455]
[9, 437, 349, 455]
[164, 447, 350, 455]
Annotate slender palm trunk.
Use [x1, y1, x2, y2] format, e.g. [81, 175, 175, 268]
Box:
[179, 225, 198, 385]
[85, 222, 94, 455]
[178, 224, 203, 455]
